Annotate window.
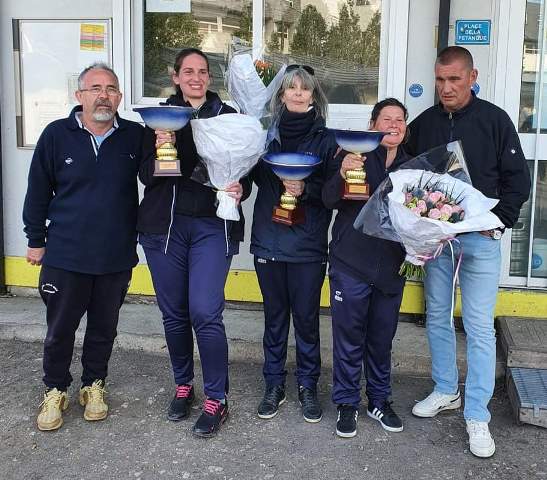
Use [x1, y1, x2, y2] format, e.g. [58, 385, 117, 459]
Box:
[140, 0, 251, 100]
[264, 0, 382, 105]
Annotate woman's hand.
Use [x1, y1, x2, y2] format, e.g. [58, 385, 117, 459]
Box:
[282, 180, 305, 197]
[340, 153, 365, 179]
[225, 181, 243, 206]
[155, 130, 175, 148]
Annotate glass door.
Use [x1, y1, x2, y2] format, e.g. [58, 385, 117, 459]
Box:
[501, 0, 547, 288]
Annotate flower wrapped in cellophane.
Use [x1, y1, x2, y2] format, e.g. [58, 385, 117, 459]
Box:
[191, 113, 267, 221]
[354, 141, 504, 279]
[225, 52, 286, 119]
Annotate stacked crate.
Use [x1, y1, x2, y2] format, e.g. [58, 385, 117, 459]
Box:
[498, 317, 547, 428]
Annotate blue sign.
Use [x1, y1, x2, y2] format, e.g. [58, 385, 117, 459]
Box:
[408, 83, 423, 98]
[455, 20, 491, 45]
[471, 82, 480, 95]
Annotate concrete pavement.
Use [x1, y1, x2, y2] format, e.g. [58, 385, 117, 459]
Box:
[0, 291, 505, 380]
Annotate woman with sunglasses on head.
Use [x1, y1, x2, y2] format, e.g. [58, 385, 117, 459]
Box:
[250, 64, 337, 423]
[322, 98, 410, 438]
[137, 48, 250, 438]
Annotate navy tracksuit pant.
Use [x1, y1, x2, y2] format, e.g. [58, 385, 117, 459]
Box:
[329, 266, 402, 408]
[141, 215, 233, 400]
[254, 257, 326, 389]
[39, 265, 131, 390]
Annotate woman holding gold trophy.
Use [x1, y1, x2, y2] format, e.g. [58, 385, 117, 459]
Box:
[322, 98, 410, 438]
[137, 48, 248, 438]
[250, 65, 338, 423]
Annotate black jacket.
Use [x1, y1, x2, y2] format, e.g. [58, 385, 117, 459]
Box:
[137, 91, 250, 242]
[323, 146, 408, 294]
[23, 106, 143, 274]
[406, 92, 531, 228]
[250, 115, 338, 263]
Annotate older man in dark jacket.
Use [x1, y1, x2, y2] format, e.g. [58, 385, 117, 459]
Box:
[23, 63, 143, 431]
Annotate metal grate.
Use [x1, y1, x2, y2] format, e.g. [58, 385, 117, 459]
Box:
[510, 367, 547, 412]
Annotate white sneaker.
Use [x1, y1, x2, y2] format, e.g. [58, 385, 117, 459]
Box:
[466, 420, 495, 458]
[412, 390, 461, 417]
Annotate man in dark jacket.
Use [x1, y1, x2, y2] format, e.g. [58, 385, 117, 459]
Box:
[23, 63, 143, 431]
[407, 47, 530, 458]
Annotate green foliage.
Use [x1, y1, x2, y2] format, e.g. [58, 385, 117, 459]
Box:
[290, 5, 327, 57]
[234, 3, 253, 43]
[361, 10, 381, 67]
[324, 2, 362, 63]
[280, 1, 381, 69]
[143, 13, 202, 79]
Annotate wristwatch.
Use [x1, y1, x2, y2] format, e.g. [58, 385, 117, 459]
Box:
[488, 228, 503, 240]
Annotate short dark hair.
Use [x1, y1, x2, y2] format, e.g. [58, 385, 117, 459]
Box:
[436, 46, 474, 70]
[370, 97, 408, 124]
[173, 48, 210, 74]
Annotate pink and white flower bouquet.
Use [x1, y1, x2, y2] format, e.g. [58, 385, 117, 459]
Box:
[354, 141, 504, 279]
[387, 169, 503, 278]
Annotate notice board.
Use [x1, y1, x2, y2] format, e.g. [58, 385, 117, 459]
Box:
[14, 19, 112, 147]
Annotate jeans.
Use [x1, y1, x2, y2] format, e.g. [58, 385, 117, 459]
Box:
[424, 232, 501, 422]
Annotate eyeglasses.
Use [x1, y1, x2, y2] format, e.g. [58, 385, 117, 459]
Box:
[286, 64, 315, 76]
[79, 86, 121, 96]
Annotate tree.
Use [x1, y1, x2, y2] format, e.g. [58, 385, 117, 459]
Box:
[234, 3, 252, 43]
[143, 13, 202, 81]
[324, 1, 362, 64]
[290, 5, 327, 57]
[361, 10, 381, 67]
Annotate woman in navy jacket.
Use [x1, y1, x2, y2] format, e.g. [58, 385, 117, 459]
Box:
[138, 48, 249, 438]
[322, 98, 410, 438]
[251, 65, 337, 423]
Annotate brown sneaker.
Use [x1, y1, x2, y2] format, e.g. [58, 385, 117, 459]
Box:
[37, 388, 68, 431]
[79, 380, 108, 421]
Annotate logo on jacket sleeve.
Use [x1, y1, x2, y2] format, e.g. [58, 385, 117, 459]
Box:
[65, 157, 73, 165]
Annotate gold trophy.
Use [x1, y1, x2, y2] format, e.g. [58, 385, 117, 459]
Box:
[263, 152, 322, 226]
[333, 130, 388, 200]
[134, 106, 194, 176]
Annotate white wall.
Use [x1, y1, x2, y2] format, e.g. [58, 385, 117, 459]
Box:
[0, 0, 113, 260]
[0, 0, 502, 274]
[405, 0, 495, 121]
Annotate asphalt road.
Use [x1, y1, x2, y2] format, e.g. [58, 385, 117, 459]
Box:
[1, 340, 546, 480]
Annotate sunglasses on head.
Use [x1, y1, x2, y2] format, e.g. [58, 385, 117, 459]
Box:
[286, 64, 315, 76]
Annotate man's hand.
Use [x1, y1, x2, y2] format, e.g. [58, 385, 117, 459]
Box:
[225, 181, 243, 206]
[282, 180, 305, 197]
[340, 153, 365, 179]
[26, 247, 45, 266]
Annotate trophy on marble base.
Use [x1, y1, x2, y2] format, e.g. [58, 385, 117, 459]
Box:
[333, 130, 387, 200]
[134, 106, 194, 176]
[263, 152, 322, 226]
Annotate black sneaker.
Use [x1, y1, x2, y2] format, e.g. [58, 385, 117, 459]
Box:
[167, 384, 195, 421]
[192, 398, 228, 438]
[367, 401, 403, 432]
[336, 404, 359, 438]
[257, 384, 286, 419]
[298, 386, 322, 423]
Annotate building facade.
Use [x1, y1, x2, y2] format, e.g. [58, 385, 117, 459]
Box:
[1, 0, 546, 317]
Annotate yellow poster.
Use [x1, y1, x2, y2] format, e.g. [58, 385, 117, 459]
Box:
[80, 24, 106, 51]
